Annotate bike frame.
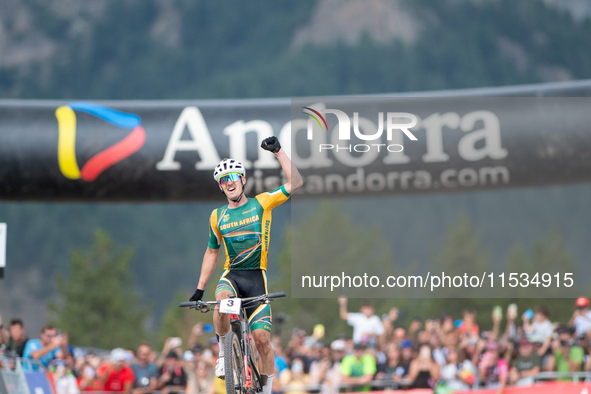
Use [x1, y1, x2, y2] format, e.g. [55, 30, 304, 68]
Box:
[229, 303, 259, 391]
[179, 291, 285, 394]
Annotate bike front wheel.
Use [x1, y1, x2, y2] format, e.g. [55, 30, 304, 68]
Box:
[224, 331, 246, 394]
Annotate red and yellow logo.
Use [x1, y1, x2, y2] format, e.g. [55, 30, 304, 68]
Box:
[55, 102, 146, 181]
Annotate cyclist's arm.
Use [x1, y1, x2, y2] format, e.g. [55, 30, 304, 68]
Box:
[197, 247, 220, 290]
[275, 148, 303, 195]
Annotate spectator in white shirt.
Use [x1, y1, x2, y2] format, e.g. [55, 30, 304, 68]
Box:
[338, 297, 385, 344]
[570, 297, 591, 338]
[523, 305, 553, 344]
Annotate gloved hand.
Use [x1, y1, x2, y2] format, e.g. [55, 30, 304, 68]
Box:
[190, 288, 204, 302]
[261, 136, 281, 153]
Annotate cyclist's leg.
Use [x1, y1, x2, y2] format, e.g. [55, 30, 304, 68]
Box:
[252, 324, 274, 394]
[214, 289, 234, 335]
[214, 270, 238, 378]
[252, 327, 274, 375]
[230, 269, 275, 392]
[241, 270, 274, 393]
[214, 269, 238, 336]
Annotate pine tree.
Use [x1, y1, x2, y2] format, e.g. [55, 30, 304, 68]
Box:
[49, 230, 150, 349]
[158, 290, 213, 350]
[269, 201, 394, 342]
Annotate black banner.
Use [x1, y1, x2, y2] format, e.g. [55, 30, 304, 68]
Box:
[0, 80, 591, 201]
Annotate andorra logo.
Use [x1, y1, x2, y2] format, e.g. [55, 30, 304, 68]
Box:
[55, 102, 146, 181]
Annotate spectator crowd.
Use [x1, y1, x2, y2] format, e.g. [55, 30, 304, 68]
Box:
[2, 296, 591, 393]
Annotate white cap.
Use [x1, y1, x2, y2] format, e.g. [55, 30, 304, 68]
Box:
[111, 348, 127, 362]
[330, 339, 346, 351]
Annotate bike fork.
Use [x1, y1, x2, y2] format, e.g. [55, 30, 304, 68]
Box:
[245, 355, 252, 388]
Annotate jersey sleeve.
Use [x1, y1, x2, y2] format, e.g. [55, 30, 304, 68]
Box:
[255, 185, 290, 210]
[208, 209, 222, 249]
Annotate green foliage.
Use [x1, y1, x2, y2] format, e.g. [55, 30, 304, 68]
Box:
[530, 228, 575, 274]
[3, 0, 591, 99]
[269, 201, 394, 343]
[49, 230, 150, 349]
[2, 184, 590, 334]
[270, 209, 577, 340]
[158, 290, 199, 350]
[410, 220, 576, 333]
[292, 201, 393, 285]
[435, 215, 490, 275]
[1, 0, 590, 343]
[157, 248, 228, 349]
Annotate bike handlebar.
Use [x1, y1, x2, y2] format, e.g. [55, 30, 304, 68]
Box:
[178, 291, 286, 309]
[265, 292, 286, 299]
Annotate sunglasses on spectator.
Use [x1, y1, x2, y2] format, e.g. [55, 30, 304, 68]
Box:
[218, 173, 242, 185]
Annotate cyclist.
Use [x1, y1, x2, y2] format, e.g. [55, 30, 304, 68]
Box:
[189, 136, 302, 394]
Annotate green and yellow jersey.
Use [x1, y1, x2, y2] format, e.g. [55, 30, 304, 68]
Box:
[208, 185, 290, 271]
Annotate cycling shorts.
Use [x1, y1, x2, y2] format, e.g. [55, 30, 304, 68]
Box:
[215, 269, 271, 333]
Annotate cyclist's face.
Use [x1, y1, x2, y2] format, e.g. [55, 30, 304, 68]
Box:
[219, 173, 244, 200]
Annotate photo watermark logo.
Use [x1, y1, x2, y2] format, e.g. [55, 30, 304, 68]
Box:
[303, 107, 419, 153]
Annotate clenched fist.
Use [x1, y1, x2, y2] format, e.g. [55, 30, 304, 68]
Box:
[261, 136, 281, 153]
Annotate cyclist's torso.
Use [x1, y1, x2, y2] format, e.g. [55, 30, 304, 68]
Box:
[208, 185, 290, 271]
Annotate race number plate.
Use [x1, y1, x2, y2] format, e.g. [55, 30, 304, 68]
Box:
[220, 298, 241, 314]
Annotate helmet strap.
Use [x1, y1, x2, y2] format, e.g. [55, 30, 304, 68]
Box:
[231, 193, 243, 203]
[231, 179, 245, 203]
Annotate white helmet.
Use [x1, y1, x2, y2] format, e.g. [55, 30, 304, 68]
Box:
[213, 159, 245, 182]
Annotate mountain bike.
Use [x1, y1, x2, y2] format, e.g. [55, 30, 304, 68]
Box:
[179, 292, 285, 394]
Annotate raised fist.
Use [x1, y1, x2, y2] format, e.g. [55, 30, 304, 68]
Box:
[261, 136, 281, 153]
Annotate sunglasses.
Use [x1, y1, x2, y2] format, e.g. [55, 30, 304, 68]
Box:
[218, 173, 242, 185]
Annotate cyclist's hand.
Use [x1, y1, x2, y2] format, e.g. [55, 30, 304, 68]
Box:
[261, 136, 281, 153]
[190, 288, 204, 302]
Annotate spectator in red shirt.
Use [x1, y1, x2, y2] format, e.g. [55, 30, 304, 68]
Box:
[98, 348, 135, 393]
